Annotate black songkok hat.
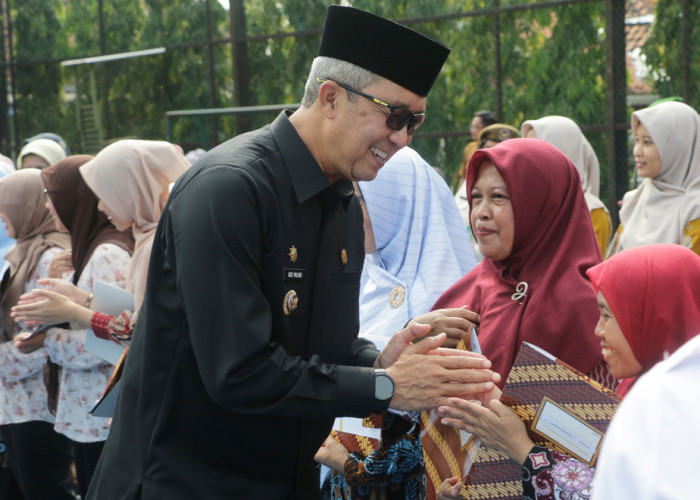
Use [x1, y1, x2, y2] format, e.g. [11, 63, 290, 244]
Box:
[317, 6, 451, 97]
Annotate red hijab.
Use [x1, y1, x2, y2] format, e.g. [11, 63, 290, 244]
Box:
[433, 138, 603, 383]
[587, 244, 700, 397]
[41, 155, 134, 283]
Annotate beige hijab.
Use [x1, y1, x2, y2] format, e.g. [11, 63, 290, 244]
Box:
[521, 116, 606, 211]
[0, 169, 70, 339]
[16, 138, 66, 169]
[79, 140, 189, 314]
[613, 101, 700, 254]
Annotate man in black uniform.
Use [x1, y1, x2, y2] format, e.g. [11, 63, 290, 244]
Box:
[87, 6, 499, 499]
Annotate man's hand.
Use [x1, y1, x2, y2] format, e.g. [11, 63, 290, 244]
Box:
[383, 331, 500, 411]
[374, 322, 431, 369]
[408, 307, 480, 348]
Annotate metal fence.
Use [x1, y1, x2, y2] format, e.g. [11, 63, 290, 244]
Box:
[1, 0, 697, 225]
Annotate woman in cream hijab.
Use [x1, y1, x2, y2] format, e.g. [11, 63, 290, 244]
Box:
[12, 140, 189, 337]
[0, 169, 74, 499]
[80, 140, 190, 314]
[16, 138, 66, 170]
[608, 101, 700, 256]
[521, 115, 612, 256]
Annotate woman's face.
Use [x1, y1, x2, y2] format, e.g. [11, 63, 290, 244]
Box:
[633, 122, 663, 178]
[480, 139, 499, 149]
[594, 291, 642, 379]
[21, 154, 50, 170]
[97, 199, 131, 232]
[0, 210, 16, 239]
[522, 127, 537, 139]
[44, 192, 68, 233]
[470, 115, 484, 141]
[470, 162, 514, 261]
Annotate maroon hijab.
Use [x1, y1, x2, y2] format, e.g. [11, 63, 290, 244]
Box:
[433, 138, 603, 383]
[41, 155, 134, 282]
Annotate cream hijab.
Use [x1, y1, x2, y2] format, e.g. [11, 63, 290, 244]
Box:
[613, 101, 700, 254]
[79, 140, 189, 314]
[521, 115, 606, 211]
[0, 169, 70, 339]
[16, 138, 66, 169]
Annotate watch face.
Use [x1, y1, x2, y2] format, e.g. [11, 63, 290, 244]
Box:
[376, 371, 395, 401]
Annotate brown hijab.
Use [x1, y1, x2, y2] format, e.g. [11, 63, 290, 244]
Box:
[41, 155, 134, 283]
[0, 169, 70, 339]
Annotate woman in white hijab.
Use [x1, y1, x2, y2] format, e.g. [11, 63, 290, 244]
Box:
[16, 138, 66, 170]
[316, 147, 478, 500]
[521, 115, 612, 256]
[607, 101, 700, 256]
[355, 146, 478, 351]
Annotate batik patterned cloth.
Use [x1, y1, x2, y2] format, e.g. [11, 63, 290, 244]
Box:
[322, 412, 424, 500]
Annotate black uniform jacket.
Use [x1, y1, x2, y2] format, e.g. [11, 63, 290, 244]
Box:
[87, 112, 383, 499]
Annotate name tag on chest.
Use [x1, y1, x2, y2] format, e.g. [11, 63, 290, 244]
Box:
[284, 268, 305, 281]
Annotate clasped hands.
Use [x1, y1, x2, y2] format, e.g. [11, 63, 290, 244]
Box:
[11, 278, 89, 326]
[377, 320, 499, 412]
[11, 278, 90, 354]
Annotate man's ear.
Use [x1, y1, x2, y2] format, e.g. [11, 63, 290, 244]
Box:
[318, 80, 341, 118]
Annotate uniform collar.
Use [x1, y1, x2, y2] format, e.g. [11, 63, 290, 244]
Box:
[271, 111, 354, 209]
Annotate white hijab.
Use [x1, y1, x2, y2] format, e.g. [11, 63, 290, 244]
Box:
[614, 101, 700, 253]
[356, 147, 477, 349]
[521, 115, 606, 211]
[80, 140, 190, 313]
[16, 138, 66, 169]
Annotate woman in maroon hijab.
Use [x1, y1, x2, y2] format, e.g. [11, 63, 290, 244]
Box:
[433, 138, 607, 384]
[429, 138, 611, 499]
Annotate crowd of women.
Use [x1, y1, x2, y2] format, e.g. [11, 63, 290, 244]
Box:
[0, 138, 188, 499]
[314, 99, 700, 500]
[0, 97, 698, 499]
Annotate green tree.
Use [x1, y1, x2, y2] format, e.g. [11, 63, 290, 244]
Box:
[644, 0, 700, 110]
[13, 0, 66, 145]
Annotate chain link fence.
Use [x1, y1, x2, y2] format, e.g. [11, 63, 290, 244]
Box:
[1, 0, 697, 225]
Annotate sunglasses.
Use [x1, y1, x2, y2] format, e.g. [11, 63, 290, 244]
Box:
[316, 78, 426, 135]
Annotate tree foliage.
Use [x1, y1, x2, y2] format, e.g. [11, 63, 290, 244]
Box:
[12, 0, 65, 142]
[4, 0, 687, 207]
[643, 0, 700, 110]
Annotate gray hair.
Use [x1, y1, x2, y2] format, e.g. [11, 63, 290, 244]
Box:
[301, 56, 378, 108]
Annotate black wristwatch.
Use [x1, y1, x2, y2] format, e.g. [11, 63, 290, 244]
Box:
[374, 369, 395, 402]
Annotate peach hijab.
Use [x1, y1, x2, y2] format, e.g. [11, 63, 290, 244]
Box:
[0, 169, 70, 338]
[79, 140, 189, 314]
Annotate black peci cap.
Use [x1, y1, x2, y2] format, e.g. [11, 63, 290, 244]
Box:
[317, 6, 450, 97]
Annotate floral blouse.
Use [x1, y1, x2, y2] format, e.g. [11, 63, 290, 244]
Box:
[519, 360, 617, 499]
[522, 446, 595, 500]
[0, 246, 65, 425]
[43, 243, 130, 443]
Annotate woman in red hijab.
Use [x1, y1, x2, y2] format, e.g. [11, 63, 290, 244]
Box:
[432, 138, 606, 384]
[587, 244, 700, 397]
[437, 243, 700, 499]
